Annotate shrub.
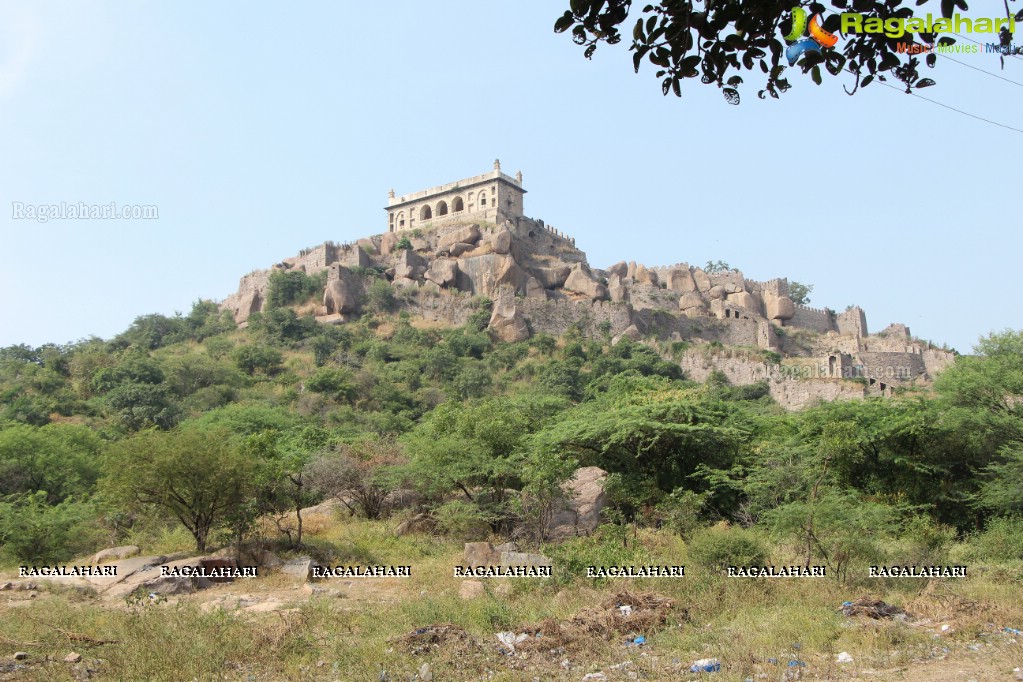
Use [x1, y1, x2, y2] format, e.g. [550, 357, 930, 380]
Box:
[0, 492, 100, 564]
[264, 269, 327, 309]
[433, 499, 491, 540]
[366, 279, 397, 313]
[687, 524, 767, 571]
[395, 236, 413, 251]
[966, 517, 1023, 562]
[232, 344, 283, 375]
[546, 524, 644, 584]
[305, 367, 355, 402]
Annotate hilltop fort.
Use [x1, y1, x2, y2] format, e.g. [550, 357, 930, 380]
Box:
[222, 162, 954, 409]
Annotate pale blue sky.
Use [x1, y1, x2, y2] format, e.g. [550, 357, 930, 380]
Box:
[1, 1, 1020, 352]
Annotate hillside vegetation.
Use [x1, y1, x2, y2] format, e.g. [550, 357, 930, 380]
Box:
[1, 292, 1022, 679]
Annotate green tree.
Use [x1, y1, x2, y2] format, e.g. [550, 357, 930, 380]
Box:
[404, 395, 570, 531]
[104, 426, 257, 552]
[789, 281, 814, 305]
[0, 423, 103, 503]
[232, 344, 283, 375]
[533, 375, 750, 515]
[0, 491, 98, 564]
[975, 442, 1023, 517]
[553, 0, 1001, 103]
[243, 426, 332, 548]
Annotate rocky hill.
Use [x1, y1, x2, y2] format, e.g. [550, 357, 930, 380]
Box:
[221, 217, 954, 409]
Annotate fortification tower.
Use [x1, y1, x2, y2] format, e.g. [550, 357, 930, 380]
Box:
[385, 159, 526, 232]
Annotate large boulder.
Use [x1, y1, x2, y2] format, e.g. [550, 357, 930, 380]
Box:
[548, 467, 608, 541]
[532, 265, 571, 289]
[395, 513, 436, 536]
[323, 267, 362, 315]
[393, 249, 426, 281]
[425, 258, 458, 287]
[727, 291, 759, 312]
[611, 324, 642, 345]
[139, 557, 215, 595]
[491, 229, 513, 255]
[281, 557, 316, 582]
[667, 268, 697, 293]
[437, 224, 481, 254]
[498, 551, 552, 567]
[488, 298, 530, 343]
[90, 545, 140, 565]
[608, 274, 628, 303]
[707, 285, 727, 300]
[766, 294, 795, 321]
[692, 268, 712, 292]
[494, 255, 529, 292]
[606, 261, 628, 279]
[634, 265, 659, 287]
[380, 232, 399, 254]
[524, 276, 546, 300]
[563, 263, 608, 301]
[679, 292, 706, 311]
[463, 542, 500, 568]
[449, 242, 476, 257]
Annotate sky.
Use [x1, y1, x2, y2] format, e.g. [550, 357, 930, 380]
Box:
[0, 1, 1020, 353]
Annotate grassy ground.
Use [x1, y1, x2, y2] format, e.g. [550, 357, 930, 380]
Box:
[2, 517, 1022, 681]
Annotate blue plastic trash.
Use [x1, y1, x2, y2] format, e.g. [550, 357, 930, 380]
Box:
[689, 658, 721, 673]
[788, 660, 806, 667]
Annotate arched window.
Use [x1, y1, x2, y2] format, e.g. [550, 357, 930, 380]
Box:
[479, 191, 487, 207]
[397, 212, 405, 229]
[452, 196, 464, 212]
[437, 200, 448, 216]
[420, 205, 432, 220]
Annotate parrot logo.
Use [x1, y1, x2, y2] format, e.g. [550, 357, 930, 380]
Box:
[784, 7, 839, 66]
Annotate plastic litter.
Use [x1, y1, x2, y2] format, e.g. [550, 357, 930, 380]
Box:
[581, 674, 606, 681]
[836, 652, 853, 664]
[496, 631, 529, 653]
[1004, 627, 1023, 636]
[941, 624, 951, 632]
[626, 635, 646, 646]
[788, 659, 806, 667]
[690, 658, 721, 673]
[619, 605, 633, 616]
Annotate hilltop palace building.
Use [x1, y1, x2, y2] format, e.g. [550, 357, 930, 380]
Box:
[386, 159, 525, 232]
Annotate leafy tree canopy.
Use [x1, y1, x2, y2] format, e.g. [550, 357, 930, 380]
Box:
[554, 0, 1021, 103]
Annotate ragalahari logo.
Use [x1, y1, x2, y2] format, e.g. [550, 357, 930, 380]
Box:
[784, 7, 839, 65]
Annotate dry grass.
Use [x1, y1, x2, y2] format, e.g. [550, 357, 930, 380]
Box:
[3, 518, 1023, 681]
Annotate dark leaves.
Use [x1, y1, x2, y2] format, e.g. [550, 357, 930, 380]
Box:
[915, 77, 935, 87]
[554, 12, 575, 33]
[722, 87, 740, 104]
[554, 0, 953, 103]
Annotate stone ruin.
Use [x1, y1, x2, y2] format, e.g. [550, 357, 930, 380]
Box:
[220, 168, 955, 410]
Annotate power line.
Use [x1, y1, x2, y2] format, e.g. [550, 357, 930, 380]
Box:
[874, 75, 1023, 133]
[844, 67, 1023, 134]
[932, 49, 1023, 87]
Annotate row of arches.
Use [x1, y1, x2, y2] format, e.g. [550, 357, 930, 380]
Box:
[419, 192, 487, 221]
[389, 191, 492, 231]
